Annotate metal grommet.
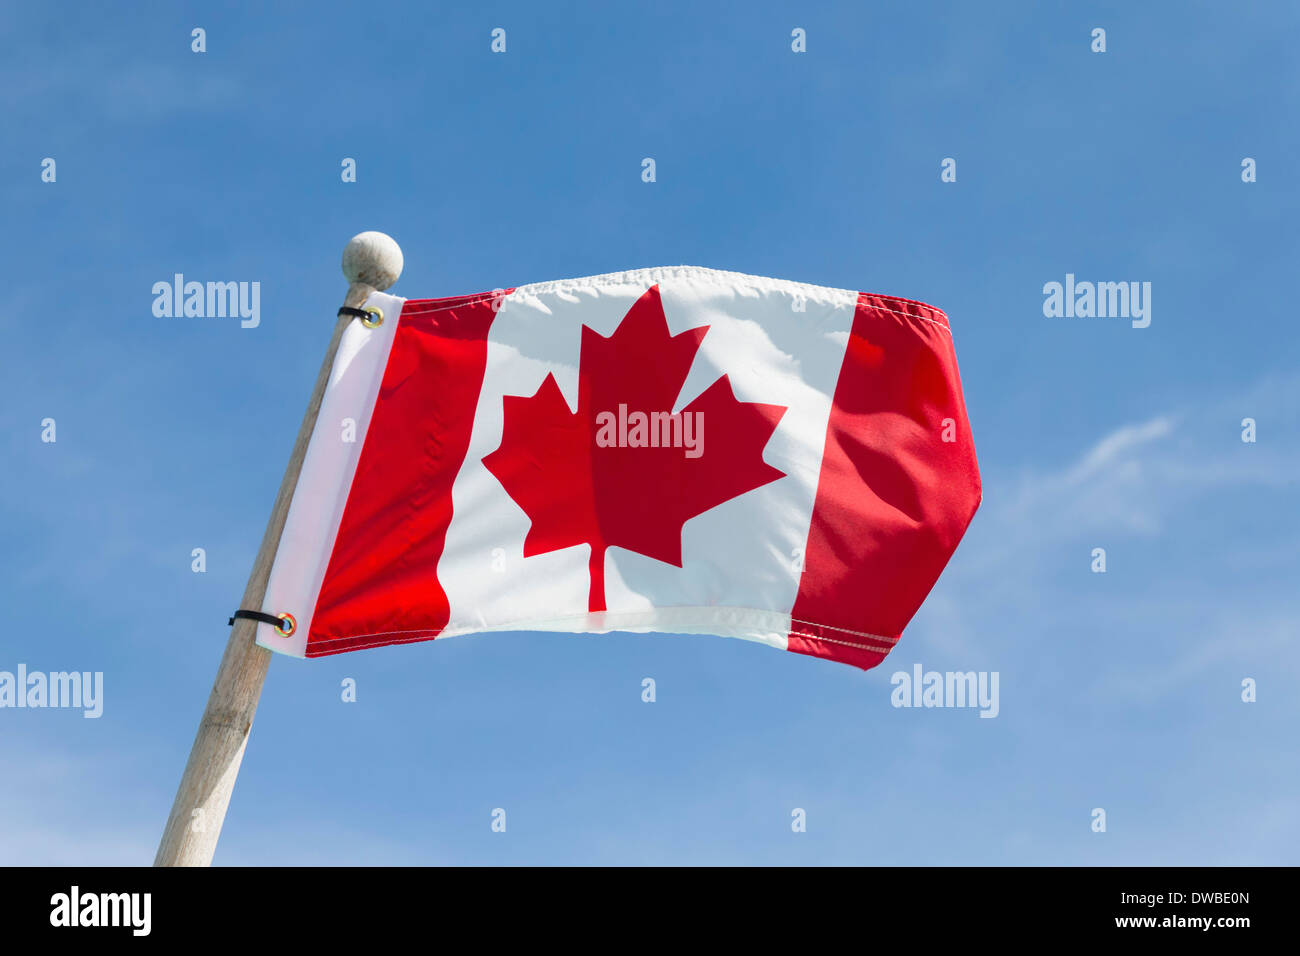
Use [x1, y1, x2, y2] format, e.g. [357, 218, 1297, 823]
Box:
[275, 613, 297, 637]
[360, 305, 384, 328]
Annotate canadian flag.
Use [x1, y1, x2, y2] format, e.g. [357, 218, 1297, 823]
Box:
[256, 267, 980, 670]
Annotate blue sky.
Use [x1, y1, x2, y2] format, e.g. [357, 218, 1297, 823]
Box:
[2, 0, 1297, 864]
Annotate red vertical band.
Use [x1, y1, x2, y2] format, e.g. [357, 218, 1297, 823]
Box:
[305, 292, 507, 657]
[788, 295, 981, 670]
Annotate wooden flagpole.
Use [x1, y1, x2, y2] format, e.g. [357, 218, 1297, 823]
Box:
[154, 232, 404, 866]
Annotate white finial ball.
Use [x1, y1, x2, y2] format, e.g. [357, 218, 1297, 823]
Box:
[341, 231, 404, 291]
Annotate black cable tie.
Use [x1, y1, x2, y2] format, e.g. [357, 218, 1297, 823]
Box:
[338, 307, 371, 320]
[228, 609, 290, 629]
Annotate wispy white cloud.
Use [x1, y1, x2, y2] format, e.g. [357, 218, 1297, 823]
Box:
[1064, 416, 1173, 486]
[914, 375, 1300, 677]
[980, 378, 1297, 549]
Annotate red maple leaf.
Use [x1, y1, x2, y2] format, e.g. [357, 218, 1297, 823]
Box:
[482, 284, 788, 612]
